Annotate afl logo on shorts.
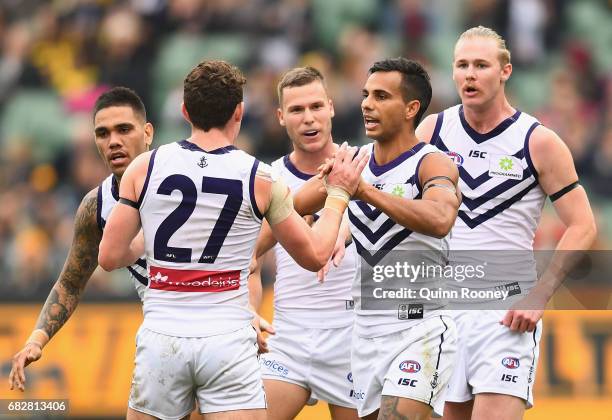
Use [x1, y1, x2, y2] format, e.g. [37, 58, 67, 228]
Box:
[399, 360, 421, 373]
[502, 357, 520, 369]
[347, 372, 353, 383]
[446, 151, 464, 166]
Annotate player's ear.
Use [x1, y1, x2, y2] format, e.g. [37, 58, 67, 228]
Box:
[143, 122, 154, 148]
[329, 99, 335, 119]
[181, 102, 191, 124]
[277, 108, 285, 126]
[405, 99, 420, 121]
[501, 62, 512, 83]
[233, 102, 244, 122]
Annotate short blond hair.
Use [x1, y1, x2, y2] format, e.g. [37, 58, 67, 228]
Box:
[277, 66, 327, 104]
[457, 26, 511, 66]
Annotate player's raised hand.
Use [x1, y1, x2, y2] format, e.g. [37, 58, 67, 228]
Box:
[8, 343, 42, 391]
[326, 142, 369, 196]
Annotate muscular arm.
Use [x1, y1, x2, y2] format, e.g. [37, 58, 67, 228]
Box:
[528, 127, 596, 295]
[293, 175, 327, 216]
[9, 188, 101, 391]
[254, 220, 277, 259]
[502, 126, 597, 332]
[531, 126, 597, 253]
[99, 153, 149, 271]
[36, 189, 101, 339]
[255, 176, 342, 271]
[254, 143, 368, 271]
[355, 153, 460, 238]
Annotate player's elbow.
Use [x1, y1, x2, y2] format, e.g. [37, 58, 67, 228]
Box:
[579, 219, 598, 248]
[98, 245, 119, 272]
[300, 255, 327, 272]
[98, 255, 116, 272]
[294, 250, 327, 272]
[427, 214, 455, 239]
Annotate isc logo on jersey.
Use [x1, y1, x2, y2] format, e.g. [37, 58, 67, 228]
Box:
[399, 360, 421, 373]
[398, 361, 421, 386]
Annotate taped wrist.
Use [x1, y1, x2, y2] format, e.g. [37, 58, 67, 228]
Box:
[26, 329, 49, 349]
[324, 184, 350, 214]
[265, 177, 294, 225]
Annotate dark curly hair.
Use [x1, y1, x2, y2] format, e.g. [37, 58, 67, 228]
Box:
[369, 57, 432, 125]
[183, 60, 246, 131]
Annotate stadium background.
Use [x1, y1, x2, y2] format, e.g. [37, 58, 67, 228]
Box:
[0, 0, 610, 418]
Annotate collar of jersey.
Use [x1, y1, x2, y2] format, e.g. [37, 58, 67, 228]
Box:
[111, 176, 120, 200]
[369, 142, 426, 177]
[178, 139, 238, 154]
[283, 154, 315, 180]
[459, 105, 522, 144]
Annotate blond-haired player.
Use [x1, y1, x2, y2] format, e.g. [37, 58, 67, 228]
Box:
[417, 26, 597, 420]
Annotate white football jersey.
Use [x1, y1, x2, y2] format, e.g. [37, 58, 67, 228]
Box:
[431, 105, 546, 300]
[348, 142, 450, 338]
[270, 155, 357, 328]
[97, 174, 148, 300]
[138, 140, 264, 337]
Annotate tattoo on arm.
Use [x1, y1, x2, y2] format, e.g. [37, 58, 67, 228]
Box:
[378, 396, 412, 420]
[35, 189, 102, 339]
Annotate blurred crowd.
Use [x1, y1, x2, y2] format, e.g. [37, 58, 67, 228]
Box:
[0, 0, 610, 299]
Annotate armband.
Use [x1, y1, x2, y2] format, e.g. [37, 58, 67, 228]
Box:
[549, 181, 580, 202]
[119, 197, 139, 209]
[422, 175, 457, 196]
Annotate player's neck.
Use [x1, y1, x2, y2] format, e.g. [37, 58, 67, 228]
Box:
[462, 97, 515, 134]
[291, 140, 337, 174]
[188, 126, 234, 151]
[373, 131, 419, 166]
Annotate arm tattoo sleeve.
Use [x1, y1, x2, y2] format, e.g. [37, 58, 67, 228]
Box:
[34, 189, 102, 339]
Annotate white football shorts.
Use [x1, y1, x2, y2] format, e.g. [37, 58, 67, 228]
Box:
[129, 325, 266, 419]
[260, 315, 355, 408]
[441, 310, 541, 410]
[351, 315, 457, 417]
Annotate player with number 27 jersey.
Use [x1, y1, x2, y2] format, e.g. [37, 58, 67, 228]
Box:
[139, 140, 263, 337]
